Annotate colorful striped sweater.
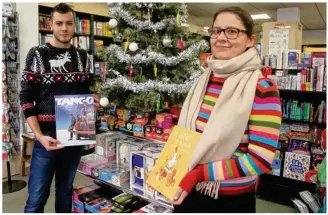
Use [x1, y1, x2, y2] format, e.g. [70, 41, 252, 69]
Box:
[179, 73, 282, 196]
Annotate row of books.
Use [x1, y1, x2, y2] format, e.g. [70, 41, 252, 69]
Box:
[268, 66, 326, 92]
[281, 99, 326, 123]
[94, 21, 112, 37]
[75, 17, 91, 35]
[71, 36, 90, 50]
[39, 14, 51, 31]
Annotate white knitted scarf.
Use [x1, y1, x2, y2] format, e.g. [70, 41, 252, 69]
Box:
[178, 47, 263, 198]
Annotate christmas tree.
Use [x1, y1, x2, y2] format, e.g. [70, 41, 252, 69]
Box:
[93, 3, 209, 113]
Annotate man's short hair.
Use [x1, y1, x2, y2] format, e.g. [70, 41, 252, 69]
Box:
[51, 3, 75, 21]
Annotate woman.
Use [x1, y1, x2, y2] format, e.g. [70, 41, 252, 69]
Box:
[172, 6, 282, 213]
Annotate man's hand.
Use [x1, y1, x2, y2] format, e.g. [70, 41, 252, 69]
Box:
[88, 144, 95, 149]
[37, 135, 64, 151]
[172, 187, 188, 205]
[93, 94, 100, 112]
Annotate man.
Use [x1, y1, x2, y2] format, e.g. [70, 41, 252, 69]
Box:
[19, 3, 99, 213]
[68, 113, 76, 141]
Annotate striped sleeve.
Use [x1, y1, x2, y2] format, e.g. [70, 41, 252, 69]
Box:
[179, 78, 282, 192]
[203, 78, 282, 181]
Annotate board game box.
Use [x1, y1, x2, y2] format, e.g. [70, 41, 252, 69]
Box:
[54, 94, 96, 146]
[283, 152, 311, 181]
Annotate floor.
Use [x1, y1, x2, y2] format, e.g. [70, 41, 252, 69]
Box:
[2, 172, 296, 213]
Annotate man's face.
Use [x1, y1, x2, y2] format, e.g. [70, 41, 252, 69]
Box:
[49, 12, 75, 44]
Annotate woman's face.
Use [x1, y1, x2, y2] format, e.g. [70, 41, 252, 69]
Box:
[210, 12, 255, 60]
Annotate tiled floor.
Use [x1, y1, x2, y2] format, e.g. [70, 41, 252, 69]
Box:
[2, 173, 296, 213]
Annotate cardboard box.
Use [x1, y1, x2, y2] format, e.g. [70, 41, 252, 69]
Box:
[130, 147, 162, 199]
[99, 165, 130, 186]
[78, 154, 109, 176]
[134, 203, 172, 213]
[116, 134, 152, 168]
[96, 132, 119, 161]
[84, 197, 114, 213]
[91, 161, 117, 178]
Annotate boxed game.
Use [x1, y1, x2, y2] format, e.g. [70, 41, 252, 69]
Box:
[96, 132, 119, 161]
[156, 113, 173, 130]
[134, 203, 172, 213]
[111, 193, 144, 211]
[133, 124, 145, 137]
[145, 125, 156, 141]
[54, 94, 95, 146]
[78, 154, 109, 176]
[130, 147, 162, 198]
[72, 183, 102, 212]
[116, 134, 152, 168]
[99, 165, 130, 186]
[283, 152, 311, 181]
[91, 161, 117, 178]
[84, 197, 114, 213]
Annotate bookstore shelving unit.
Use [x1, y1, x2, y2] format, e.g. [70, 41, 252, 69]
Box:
[257, 67, 326, 207]
[38, 5, 113, 71]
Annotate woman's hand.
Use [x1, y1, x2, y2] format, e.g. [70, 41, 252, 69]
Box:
[172, 187, 188, 205]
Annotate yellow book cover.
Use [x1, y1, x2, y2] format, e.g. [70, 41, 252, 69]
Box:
[146, 126, 201, 201]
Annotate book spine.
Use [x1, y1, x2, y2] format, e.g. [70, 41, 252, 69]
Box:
[323, 66, 327, 92]
[319, 101, 324, 123]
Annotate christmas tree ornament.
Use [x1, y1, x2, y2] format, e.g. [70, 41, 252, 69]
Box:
[100, 97, 109, 107]
[129, 42, 138, 52]
[176, 10, 181, 26]
[162, 36, 172, 47]
[154, 64, 157, 77]
[124, 39, 130, 53]
[177, 38, 185, 50]
[109, 18, 118, 28]
[129, 65, 134, 79]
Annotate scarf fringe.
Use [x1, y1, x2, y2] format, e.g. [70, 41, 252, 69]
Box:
[195, 181, 220, 199]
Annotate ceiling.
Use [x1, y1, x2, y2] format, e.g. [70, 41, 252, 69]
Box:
[186, 3, 326, 33]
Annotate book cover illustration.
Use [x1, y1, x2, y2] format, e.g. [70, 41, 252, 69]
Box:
[55, 94, 96, 146]
[146, 126, 201, 201]
[283, 152, 311, 181]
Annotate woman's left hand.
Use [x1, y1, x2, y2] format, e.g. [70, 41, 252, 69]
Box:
[172, 187, 188, 205]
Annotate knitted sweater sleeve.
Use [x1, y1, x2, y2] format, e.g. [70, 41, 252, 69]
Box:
[179, 78, 282, 193]
[19, 47, 40, 119]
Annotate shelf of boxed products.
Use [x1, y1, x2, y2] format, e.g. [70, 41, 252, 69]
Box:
[282, 118, 326, 128]
[77, 163, 173, 210]
[93, 178, 173, 210]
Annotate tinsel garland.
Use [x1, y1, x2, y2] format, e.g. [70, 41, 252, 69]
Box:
[106, 40, 209, 66]
[109, 4, 188, 32]
[102, 69, 204, 94]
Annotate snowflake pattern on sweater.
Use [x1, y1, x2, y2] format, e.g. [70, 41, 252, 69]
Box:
[19, 43, 93, 134]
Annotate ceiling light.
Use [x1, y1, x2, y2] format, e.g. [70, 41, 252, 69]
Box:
[251, 14, 271, 20]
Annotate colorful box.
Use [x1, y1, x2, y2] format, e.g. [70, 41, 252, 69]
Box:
[133, 124, 144, 137]
[156, 113, 173, 130]
[84, 197, 114, 213]
[134, 203, 172, 213]
[91, 162, 117, 178]
[116, 134, 152, 169]
[111, 193, 142, 211]
[78, 154, 109, 176]
[130, 147, 162, 199]
[99, 166, 130, 186]
[96, 132, 119, 161]
[283, 152, 311, 181]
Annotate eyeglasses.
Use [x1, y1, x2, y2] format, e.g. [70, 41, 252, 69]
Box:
[208, 27, 247, 40]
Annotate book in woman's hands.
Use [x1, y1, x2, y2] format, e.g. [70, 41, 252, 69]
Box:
[146, 126, 201, 201]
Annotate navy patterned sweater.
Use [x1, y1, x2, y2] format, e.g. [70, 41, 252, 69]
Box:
[19, 43, 93, 134]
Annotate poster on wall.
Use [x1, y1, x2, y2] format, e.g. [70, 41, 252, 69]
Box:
[269, 28, 289, 69]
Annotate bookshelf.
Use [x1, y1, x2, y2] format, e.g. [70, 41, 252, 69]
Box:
[38, 5, 113, 72]
[257, 66, 326, 207]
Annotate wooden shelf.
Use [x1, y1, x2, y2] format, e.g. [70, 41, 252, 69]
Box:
[279, 89, 326, 95]
[94, 35, 113, 39]
[282, 118, 326, 127]
[39, 29, 91, 37]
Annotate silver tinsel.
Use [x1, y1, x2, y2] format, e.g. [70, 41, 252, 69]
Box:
[102, 68, 204, 94]
[106, 40, 209, 66]
[109, 4, 188, 32]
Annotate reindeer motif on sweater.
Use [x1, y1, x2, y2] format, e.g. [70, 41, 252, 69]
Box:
[49, 51, 71, 73]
